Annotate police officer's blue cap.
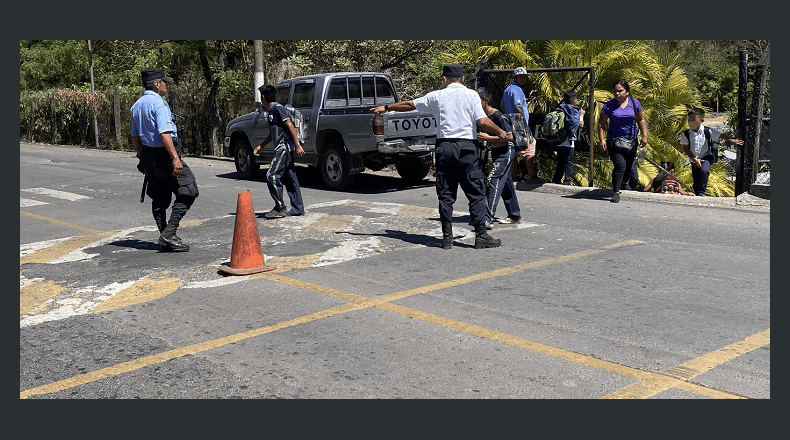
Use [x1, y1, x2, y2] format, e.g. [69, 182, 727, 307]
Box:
[141, 68, 173, 85]
[442, 63, 464, 78]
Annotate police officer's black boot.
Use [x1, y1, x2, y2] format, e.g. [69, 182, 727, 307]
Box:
[474, 223, 501, 249]
[441, 222, 453, 249]
[159, 221, 190, 252]
[153, 209, 172, 252]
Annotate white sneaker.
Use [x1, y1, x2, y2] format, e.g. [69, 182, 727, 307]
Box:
[496, 217, 521, 224]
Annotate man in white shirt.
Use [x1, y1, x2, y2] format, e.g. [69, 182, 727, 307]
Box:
[681, 107, 742, 196]
[373, 64, 507, 249]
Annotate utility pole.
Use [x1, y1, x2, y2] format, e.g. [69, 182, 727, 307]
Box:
[254, 40, 264, 103]
[87, 40, 100, 148]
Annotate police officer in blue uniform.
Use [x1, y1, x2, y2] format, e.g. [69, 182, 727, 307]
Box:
[131, 68, 199, 252]
[373, 64, 506, 249]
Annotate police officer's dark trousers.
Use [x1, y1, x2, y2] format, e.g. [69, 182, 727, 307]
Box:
[142, 140, 198, 251]
[435, 139, 487, 225]
[435, 139, 499, 249]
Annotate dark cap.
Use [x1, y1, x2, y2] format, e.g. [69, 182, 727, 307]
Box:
[442, 63, 464, 78]
[141, 67, 173, 85]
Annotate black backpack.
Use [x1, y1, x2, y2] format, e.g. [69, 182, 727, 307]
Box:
[503, 112, 533, 152]
[683, 127, 718, 163]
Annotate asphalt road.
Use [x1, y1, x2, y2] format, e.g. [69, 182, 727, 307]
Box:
[20, 142, 770, 399]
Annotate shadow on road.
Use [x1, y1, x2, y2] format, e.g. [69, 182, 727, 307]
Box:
[214, 166, 435, 194]
[560, 188, 612, 201]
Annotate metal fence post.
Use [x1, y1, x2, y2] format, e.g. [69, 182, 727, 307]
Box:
[735, 50, 748, 196]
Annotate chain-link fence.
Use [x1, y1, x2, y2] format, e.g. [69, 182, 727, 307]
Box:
[20, 83, 256, 157]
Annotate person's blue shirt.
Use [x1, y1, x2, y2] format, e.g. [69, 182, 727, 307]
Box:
[131, 90, 178, 147]
[500, 81, 529, 125]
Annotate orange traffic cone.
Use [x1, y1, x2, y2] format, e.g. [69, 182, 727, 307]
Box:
[218, 190, 275, 275]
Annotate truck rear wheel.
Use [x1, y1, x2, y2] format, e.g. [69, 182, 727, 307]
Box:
[234, 138, 259, 180]
[395, 156, 431, 182]
[320, 144, 356, 191]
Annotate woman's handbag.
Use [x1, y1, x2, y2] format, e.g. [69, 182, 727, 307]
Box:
[610, 136, 637, 154]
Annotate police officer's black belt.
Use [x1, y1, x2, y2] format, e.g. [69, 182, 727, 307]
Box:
[437, 138, 475, 143]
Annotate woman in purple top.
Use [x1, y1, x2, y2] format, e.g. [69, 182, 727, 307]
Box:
[597, 79, 648, 203]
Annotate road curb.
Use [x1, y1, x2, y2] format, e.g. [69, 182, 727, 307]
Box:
[515, 181, 770, 212]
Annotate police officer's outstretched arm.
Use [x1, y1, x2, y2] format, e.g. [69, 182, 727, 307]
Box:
[372, 101, 416, 116]
[160, 132, 183, 176]
[477, 117, 507, 140]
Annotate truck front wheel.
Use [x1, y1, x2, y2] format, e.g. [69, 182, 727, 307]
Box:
[234, 139, 259, 180]
[320, 144, 357, 191]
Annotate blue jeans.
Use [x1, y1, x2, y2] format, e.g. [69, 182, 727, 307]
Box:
[267, 148, 304, 215]
[553, 145, 574, 185]
[486, 145, 521, 221]
[691, 154, 715, 196]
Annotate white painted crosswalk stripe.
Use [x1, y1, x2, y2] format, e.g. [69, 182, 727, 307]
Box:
[21, 187, 89, 201]
[20, 200, 545, 327]
[20, 198, 48, 207]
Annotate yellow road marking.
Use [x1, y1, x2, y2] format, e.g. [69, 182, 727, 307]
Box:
[375, 240, 645, 303]
[396, 204, 436, 218]
[303, 214, 355, 233]
[20, 279, 65, 316]
[601, 329, 770, 399]
[20, 211, 104, 234]
[20, 231, 120, 265]
[21, 239, 643, 398]
[263, 253, 322, 273]
[20, 237, 765, 400]
[20, 302, 368, 399]
[91, 276, 181, 313]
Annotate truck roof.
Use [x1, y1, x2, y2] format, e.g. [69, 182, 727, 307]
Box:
[276, 72, 392, 84]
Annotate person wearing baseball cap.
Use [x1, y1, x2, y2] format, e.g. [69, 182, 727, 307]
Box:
[131, 67, 199, 252]
[501, 67, 543, 184]
[373, 63, 507, 249]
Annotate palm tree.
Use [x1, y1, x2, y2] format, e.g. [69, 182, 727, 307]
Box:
[443, 40, 733, 195]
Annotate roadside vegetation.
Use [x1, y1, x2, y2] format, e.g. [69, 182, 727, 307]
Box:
[19, 40, 768, 196]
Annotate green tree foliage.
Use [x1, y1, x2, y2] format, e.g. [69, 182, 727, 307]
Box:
[442, 40, 742, 195]
[287, 40, 445, 99]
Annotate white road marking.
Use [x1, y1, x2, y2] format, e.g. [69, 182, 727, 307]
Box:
[20, 237, 73, 257]
[19, 280, 137, 328]
[315, 237, 382, 267]
[21, 187, 89, 201]
[20, 198, 48, 207]
[20, 201, 546, 327]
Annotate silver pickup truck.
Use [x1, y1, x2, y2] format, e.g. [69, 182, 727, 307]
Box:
[223, 72, 437, 190]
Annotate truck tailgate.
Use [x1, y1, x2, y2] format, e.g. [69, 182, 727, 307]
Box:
[383, 111, 437, 138]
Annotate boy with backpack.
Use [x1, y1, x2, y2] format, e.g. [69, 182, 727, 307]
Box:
[254, 84, 306, 218]
[682, 107, 742, 196]
[477, 88, 522, 226]
[548, 91, 585, 185]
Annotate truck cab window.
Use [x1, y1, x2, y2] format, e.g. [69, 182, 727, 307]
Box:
[292, 82, 315, 109]
[375, 78, 395, 105]
[276, 85, 291, 106]
[326, 78, 347, 108]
